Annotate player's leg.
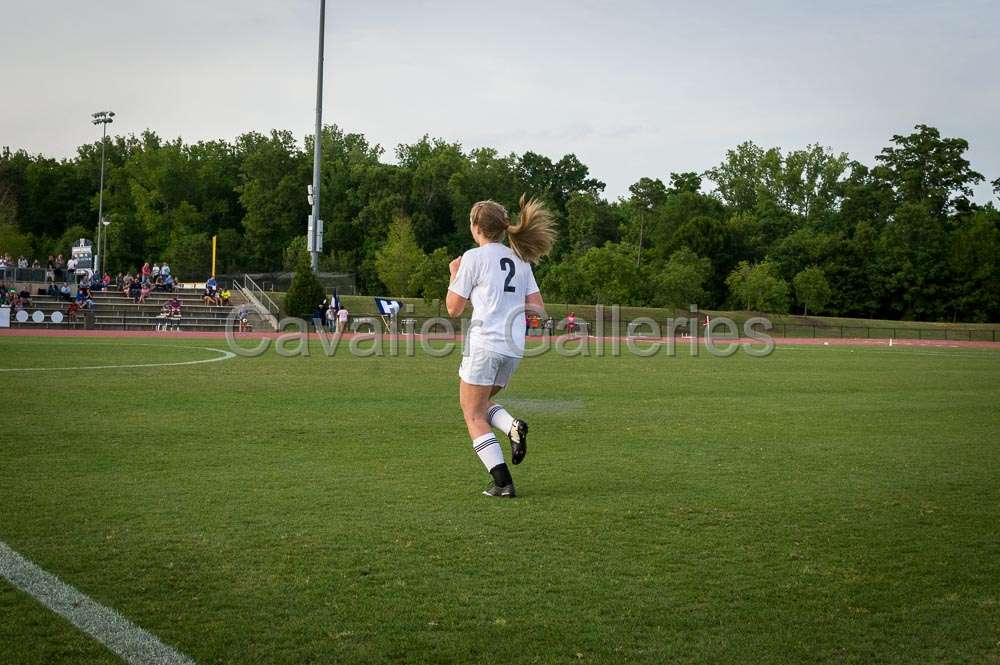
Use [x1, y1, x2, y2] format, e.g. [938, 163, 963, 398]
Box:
[460, 379, 514, 497]
[485, 357, 529, 465]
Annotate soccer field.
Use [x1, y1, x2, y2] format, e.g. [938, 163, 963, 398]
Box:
[2, 336, 999, 664]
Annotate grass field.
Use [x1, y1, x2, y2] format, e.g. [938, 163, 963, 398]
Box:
[2, 336, 1000, 664]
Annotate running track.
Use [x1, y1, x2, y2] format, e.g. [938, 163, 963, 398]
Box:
[2, 328, 998, 349]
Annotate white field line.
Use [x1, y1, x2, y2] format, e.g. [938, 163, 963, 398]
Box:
[0, 540, 195, 665]
[0, 346, 236, 372]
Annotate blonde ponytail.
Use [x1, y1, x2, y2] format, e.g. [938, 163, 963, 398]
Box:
[506, 194, 557, 264]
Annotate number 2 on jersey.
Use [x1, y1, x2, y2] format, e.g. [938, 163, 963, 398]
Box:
[499, 258, 516, 293]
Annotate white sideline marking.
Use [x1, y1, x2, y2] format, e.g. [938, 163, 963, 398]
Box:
[0, 346, 236, 372]
[0, 540, 195, 665]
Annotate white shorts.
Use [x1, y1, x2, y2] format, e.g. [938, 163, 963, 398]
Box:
[459, 346, 520, 387]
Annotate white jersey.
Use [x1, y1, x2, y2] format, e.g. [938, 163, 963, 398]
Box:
[449, 242, 539, 358]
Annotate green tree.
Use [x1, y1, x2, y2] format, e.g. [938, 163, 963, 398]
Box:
[878, 202, 949, 320]
[237, 130, 308, 270]
[0, 220, 33, 259]
[873, 124, 984, 217]
[948, 209, 1000, 321]
[541, 243, 649, 305]
[792, 267, 832, 316]
[283, 235, 309, 271]
[285, 254, 327, 319]
[163, 232, 211, 279]
[653, 248, 712, 309]
[375, 216, 426, 297]
[409, 246, 452, 303]
[726, 260, 789, 312]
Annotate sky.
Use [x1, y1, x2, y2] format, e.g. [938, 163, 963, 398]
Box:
[2, 0, 998, 202]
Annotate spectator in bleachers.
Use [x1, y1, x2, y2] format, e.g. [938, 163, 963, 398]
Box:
[141, 262, 152, 280]
[152, 263, 160, 279]
[162, 274, 175, 292]
[160, 262, 171, 279]
[169, 296, 182, 329]
[67, 257, 77, 273]
[115, 272, 124, 290]
[128, 278, 142, 302]
[46, 281, 59, 298]
[155, 302, 172, 330]
[18, 289, 32, 307]
[59, 283, 72, 302]
[137, 281, 152, 304]
[66, 300, 80, 321]
[17, 256, 28, 269]
[221, 288, 231, 306]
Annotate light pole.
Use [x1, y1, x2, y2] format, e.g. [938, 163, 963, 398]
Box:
[308, 0, 326, 273]
[92, 110, 115, 274]
[101, 218, 111, 275]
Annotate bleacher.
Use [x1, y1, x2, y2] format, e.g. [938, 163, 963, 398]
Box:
[6, 286, 269, 332]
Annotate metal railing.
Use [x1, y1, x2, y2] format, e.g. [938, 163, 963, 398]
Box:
[236, 274, 280, 331]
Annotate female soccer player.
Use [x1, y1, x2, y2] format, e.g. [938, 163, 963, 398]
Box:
[446, 195, 556, 498]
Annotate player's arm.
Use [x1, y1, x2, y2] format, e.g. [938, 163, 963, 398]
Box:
[446, 255, 470, 317]
[525, 291, 545, 318]
[524, 265, 545, 317]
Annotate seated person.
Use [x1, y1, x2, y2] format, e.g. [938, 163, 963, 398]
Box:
[168, 297, 182, 328]
[66, 301, 80, 321]
[18, 290, 32, 307]
[153, 274, 165, 291]
[59, 283, 72, 302]
[128, 279, 142, 302]
[220, 288, 231, 305]
[137, 282, 152, 304]
[162, 274, 175, 292]
[46, 282, 59, 297]
[203, 287, 216, 305]
[155, 303, 172, 330]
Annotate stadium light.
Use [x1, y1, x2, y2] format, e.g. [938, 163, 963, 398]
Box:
[91, 110, 115, 274]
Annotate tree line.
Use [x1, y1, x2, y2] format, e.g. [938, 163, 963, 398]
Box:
[1, 124, 998, 321]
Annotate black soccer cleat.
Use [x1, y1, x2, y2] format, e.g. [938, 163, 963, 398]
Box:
[509, 419, 528, 465]
[482, 483, 516, 498]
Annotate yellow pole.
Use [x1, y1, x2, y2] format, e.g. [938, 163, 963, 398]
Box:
[211, 235, 217, 278]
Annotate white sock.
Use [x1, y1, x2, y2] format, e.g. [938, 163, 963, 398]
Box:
[472, 432, 505, 471]
[486, 404, 515, 435]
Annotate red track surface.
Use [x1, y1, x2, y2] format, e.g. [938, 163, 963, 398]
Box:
[2, 328, 998, 349]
